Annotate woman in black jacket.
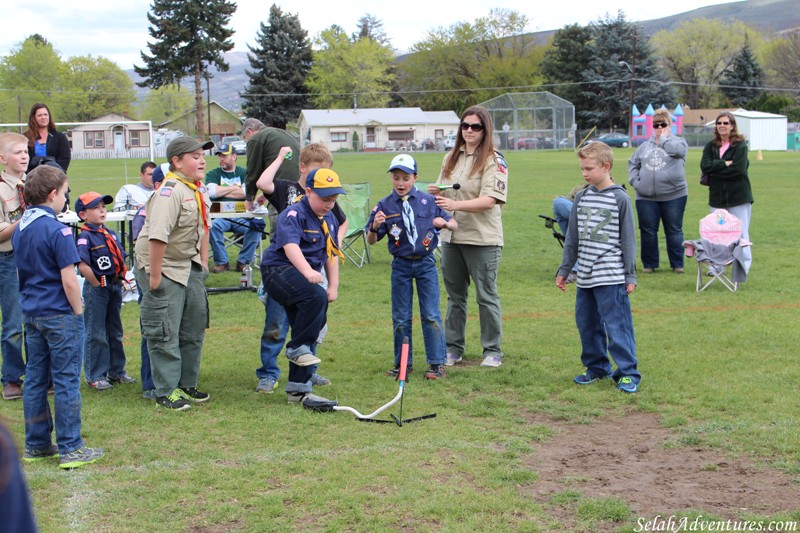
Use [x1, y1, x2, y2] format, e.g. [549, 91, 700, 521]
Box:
[24, 103, 71, 173]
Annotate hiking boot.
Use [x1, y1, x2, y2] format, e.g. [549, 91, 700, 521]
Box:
[444, 353, 462, 366]
[616, 377, 639, 394]
[256, 378, 277, 394]
[59, 447, 104, 469]
[2, 382, 22, 400]
[236, 262, 248, 272]
[142, 389, 157, 400]
[424, 365, 446, 380]
[480, 355, 502, 368]
[291, 353, 321, 367]
[87, 379, 113, 390]
[573, 370, 609, 385]
[310, 373, 331, 386]
[212, 263, 230, 273]
[178, 387, 210, 402]
[22, 444, 59, 463]
[386, 365, 412, 378]
[288, 392, 337, 412]
[156, 390, 191, 411]
[108, 373, 136, 385]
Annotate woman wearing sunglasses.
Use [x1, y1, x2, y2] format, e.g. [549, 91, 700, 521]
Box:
[700, 112, 753, 273]
[628, 110, 689, 274]
[428, 106, 508, 368]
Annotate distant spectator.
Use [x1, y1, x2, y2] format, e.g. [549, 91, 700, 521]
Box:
[24, 103, 70, 173]
[113, 162, 156, 211]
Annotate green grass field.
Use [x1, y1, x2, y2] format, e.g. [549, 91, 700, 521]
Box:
[2, 148, 799, 531]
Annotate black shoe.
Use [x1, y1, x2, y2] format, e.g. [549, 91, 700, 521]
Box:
[424, 364, 446, 380]
[156, 390, 191, 411]
[178, 387, 210, 402]
[288, 392, 337, 412]
[386, 365, 412, 378]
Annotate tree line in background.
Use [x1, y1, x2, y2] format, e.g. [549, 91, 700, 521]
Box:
[1, 3, 799, 133]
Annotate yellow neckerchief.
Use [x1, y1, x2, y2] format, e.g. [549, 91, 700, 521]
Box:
[167, 171, 209, 232]
[320, 218, 345, 264]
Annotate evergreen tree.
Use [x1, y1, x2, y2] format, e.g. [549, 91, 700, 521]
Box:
[581, 12, 676, 131]
[721, 35, 764, 107]
[540, 24, 594, 129]
[352, 14, 389, 46]
[242, 5, 312, 128]
[135, 0, 235, 138]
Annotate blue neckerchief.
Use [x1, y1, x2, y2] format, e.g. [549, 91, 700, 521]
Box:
[19, 206, 55, 232]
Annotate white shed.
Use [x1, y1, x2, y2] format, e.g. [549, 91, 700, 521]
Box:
[732, 109, 787, 151]
[297, 108, 460, 152]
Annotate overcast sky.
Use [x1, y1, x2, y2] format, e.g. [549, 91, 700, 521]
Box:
[2, 0, 732, 70]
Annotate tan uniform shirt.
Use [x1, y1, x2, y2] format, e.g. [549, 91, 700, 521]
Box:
[135, 173, 211, 286]
[436, 148, 508, 246]
[0, 171, 25, 252]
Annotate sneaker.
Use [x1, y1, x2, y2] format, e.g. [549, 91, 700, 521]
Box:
[59, 447, 104, 469]
[424, 365, 446, 380]
[642, 267, 655, 274]
[386, 365, 412, 378]
[178, 387, 210, 402]
[616, 377, 639, 393]
[22, 444, 59, 463]
[2, 382, 22, 400]
[310, 373, 331, 386]
[291, 353, 322, 367]
[142, 389, 157, 400]
[573, 370, 609, 385]
[108, 374, 136, 385]
[156, 390, 191, 411]
[444, 353, 462, 367]
[87, 379, 113, 390]
[256, 378, 277, 394]
[673, 267, 685, 274]
[480, 355, 502, 368]
[287, 392, 337, 411]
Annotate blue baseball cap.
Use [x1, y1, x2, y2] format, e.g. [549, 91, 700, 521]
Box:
[305, 168, 346, 198]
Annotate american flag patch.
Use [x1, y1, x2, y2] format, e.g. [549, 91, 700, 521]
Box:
[77, 238, 88, 246]
[160, 189, 173, 197]
[287, 210, 298, 218]
[61, 228, 72, 236]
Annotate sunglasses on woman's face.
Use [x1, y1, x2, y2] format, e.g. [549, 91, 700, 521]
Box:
[460, 122, 484, 132]
[716, 121, 731, 126]
[653, 122, 669, 129]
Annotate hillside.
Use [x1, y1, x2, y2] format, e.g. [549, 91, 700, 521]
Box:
[126, 0, 800, 116]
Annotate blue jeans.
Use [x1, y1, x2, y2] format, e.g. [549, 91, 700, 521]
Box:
[262, 264, 327, 393]
[0, 252, 24, 386]
[83, 282, 126, 382]
[23, 313, 85, 454]
[575, 284, 640, 383]
[635, 196, 687, 269]
[390, 255, 446, 367]
[552, 197, 573, 236]
[210, 217, 266, 265]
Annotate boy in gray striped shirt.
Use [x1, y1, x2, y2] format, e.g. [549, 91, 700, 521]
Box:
[556, 142, 640, 393]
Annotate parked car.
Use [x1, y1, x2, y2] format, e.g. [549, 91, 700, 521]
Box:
[443, 134, 457, 150]
[590, 133, 629, 148]
[221, 135, 247, 155]
[516, 138, 540, 150]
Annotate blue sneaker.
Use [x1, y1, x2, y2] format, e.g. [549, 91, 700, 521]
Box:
[616, 377, 639, 393]
[573, 371, 608, 385]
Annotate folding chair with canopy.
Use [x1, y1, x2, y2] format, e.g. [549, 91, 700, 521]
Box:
[338, 182, 372, 268]
[683, 209, 751, 292]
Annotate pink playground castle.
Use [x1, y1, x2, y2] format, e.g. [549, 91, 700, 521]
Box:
[630, 104, 684, 145]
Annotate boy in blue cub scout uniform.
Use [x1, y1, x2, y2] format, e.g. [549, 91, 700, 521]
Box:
[13, 165, 104, 469]
[260, 168, 345, 410]
[75, 192, 134, 390]
[366, 154, 457, 380]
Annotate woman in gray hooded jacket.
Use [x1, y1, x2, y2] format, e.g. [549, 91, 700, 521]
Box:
[628, 109, 688, 273]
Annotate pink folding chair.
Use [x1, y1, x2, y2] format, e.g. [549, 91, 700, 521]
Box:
[683, 209, 751, 292]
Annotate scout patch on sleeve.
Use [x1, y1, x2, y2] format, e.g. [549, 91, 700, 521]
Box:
[495, 155, 508, 175]
[160, 188, 173, 197]
[61, 228, 72, 237]
[77, 237, 88, 246]
[287, 210, 298, 218]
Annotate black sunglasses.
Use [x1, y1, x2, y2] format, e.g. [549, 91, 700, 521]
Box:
[653, 122, 669, 129]
[716, 121, 731, 126]
[460, 122, 484, 132]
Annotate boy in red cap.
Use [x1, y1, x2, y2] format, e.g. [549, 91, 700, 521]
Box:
[76, 192, 133, 390]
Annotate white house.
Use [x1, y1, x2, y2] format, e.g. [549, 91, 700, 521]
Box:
[70, 113, 153, 160]
[297, 108, 460, 151]
[705, 109, 788, 151]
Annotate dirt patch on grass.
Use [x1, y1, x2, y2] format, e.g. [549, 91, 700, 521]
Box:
[523, 412, 800, 520]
